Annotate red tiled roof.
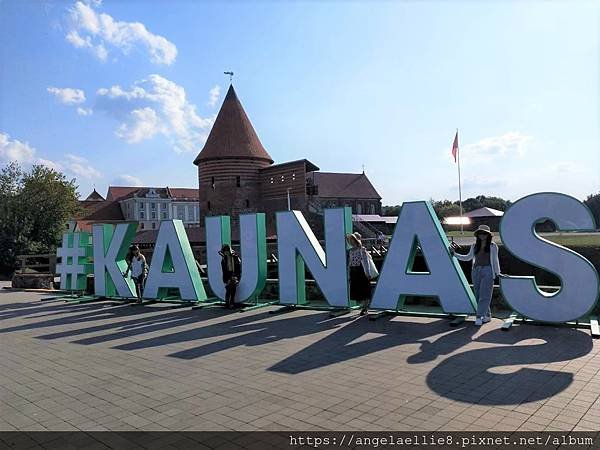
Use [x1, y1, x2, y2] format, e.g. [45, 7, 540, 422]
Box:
[168, 187, 199, 200]
[308, 172, 382, 200]
[106, 186, 140, 201]
[193, 85, 273, 164]
[105, 186, 198, 201]
[77, 199, 124, 221]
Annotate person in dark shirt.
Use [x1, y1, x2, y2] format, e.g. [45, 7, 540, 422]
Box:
[219, 244, 241, 309]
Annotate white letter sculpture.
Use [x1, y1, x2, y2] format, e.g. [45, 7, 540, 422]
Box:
[206, 214, 267, 303]
[370, 201, 476, 314]
[93, 223, 137, 298]
[277, 207, 352, 307]
[499, 193, 599, 322]
[144, 220, 207, 301]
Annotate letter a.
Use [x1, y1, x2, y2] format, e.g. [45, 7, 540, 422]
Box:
[144, 220, 207, 301]
[370, 201, 476, 313]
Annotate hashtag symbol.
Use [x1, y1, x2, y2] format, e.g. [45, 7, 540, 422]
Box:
[56, 232, 93, 291]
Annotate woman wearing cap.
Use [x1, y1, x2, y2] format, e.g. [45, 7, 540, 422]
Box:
[219, 244, 241, 309]
[346, 232, 374, 315]
[450, 225, 503, 326]
[123, 244, 148, 303]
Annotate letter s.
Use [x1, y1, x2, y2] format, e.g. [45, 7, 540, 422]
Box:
[499, 192, 599, 322]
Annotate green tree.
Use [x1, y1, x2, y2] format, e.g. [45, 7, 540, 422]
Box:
[429, 195, 511, 221]
[462, 195, 511, 213]
[584, 192, 600, 228]
[0, 162, 80, 274]
[382, 205, 401, 216]
[431, 199, 461, 219]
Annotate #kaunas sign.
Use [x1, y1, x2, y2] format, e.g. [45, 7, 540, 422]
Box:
[56, 192, 600, 324]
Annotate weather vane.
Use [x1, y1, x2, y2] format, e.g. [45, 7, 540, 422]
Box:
[224, 71, 234, 83]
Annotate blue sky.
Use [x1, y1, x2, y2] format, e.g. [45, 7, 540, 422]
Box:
[1, 0, 598, 205]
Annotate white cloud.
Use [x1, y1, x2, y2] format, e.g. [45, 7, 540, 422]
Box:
[96, 74, 215, 153]
[36, 159, 63, 172]
[114, 174, 143, 186]
[0, 133, 37, 164]
[77, 107, 93, 116]
[94, 43, 108, 61]
[207, 85, 220, 107]
[116, 107, 162, 143]
[66, 30, 92, 48]
[460, 132, 533, 162]
[64, 154, 102, 179]
[47, 87, 86, 105]
[66, 1, 177, 65]
[0, 132, 101, 180]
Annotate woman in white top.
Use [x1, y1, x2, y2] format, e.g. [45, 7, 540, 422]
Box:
[123, 244, 148, 303]
[450, 225, 503, 326]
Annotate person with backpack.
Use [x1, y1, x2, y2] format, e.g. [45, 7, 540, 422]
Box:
[346, 232, 378, 315]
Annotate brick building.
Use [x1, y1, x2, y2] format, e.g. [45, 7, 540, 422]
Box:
[193, 85, 382, 235]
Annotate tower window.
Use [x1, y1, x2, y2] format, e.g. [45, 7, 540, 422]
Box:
[207, 201, 211, 211]
[211, 177, 215, 189]
[236, 176, 241, 187]
[270, 177, 274, 184]
[246, 199, 250, 208]
[281, 175, 285, 182]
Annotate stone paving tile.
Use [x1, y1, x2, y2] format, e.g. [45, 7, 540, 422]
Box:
[2, 286, 600, 432]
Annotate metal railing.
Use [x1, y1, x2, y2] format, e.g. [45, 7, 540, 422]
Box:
[16, 254, 57, 275]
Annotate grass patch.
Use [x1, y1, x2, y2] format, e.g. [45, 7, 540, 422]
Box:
[445, 232, 600, 247]
[543, 234, 600, 247]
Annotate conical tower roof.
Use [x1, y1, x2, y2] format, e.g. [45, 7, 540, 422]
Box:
[193, 85, 273, 165]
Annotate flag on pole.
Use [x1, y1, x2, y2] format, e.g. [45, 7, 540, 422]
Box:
[451, 130, 459, 163]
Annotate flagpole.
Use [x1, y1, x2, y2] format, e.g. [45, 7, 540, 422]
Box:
[457, 128, 464, 234]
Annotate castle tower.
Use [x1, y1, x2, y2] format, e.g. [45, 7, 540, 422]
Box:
[193, 85, 273, 223]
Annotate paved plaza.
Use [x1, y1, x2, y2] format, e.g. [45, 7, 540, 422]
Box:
[2, 283, 600, 433]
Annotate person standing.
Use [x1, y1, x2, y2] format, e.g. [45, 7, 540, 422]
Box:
[376, 231, 386, 250]
[450, 225, 503, 326]
[219, 244, 241, 309]
[346, 232, 376, 315]
[123, 244, 148, 303]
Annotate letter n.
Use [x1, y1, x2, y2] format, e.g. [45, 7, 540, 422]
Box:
[276, 207, 352, 307]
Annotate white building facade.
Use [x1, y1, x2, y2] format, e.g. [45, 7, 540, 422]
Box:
[114, 187, 200, 230]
